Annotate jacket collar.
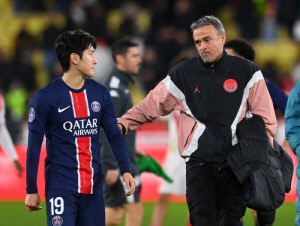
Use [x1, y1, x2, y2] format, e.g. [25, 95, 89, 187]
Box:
[110, 67, 134, 86]
[198, 49, 228, 69]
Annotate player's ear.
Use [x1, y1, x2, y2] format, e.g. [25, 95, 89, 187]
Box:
[116, 54, 125, 65]
[70, 53, 78, 65]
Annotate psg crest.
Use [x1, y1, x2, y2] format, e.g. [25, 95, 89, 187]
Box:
[91, 101, 101, 112]
[52, 216, 63, 226]
[28, 107, 35, 122]
[223, 79, 238, 93]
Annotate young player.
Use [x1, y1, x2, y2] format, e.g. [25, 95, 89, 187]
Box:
[25, 29, 136, 226]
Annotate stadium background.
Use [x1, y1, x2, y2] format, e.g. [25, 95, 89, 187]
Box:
[0, 0, 300, 225]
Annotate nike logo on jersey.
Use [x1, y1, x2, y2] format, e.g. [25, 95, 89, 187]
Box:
[58, 106, 71, 113]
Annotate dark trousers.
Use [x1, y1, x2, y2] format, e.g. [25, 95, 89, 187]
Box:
[186, 163, 246, 226]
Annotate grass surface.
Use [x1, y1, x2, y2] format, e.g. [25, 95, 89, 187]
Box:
[0, 201, 296, 225]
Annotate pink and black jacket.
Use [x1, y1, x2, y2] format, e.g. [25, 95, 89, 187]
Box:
[118, 51, 277, 164]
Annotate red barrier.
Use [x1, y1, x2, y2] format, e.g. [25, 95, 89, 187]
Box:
[0, 145, 45, 201]
[0, 122, 297, 203]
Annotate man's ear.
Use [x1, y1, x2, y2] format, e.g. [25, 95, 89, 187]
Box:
[221, 33, 226, 45]
[70, 53, 78, 65]
[115, 54, 124, 65]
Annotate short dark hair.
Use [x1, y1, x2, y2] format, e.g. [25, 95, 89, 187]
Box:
[55, 29, 96, 72]
[111, 38, 139, 63]
[190, 15, 225, 36]
[224, 39, 255, 61]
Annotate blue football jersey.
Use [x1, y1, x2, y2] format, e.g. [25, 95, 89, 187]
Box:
[28, 77, 119, 194]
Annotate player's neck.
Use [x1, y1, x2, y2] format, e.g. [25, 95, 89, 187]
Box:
[62, 72, 85, 90]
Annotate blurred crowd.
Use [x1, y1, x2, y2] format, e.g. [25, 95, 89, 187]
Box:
[0, 0, 300, 143]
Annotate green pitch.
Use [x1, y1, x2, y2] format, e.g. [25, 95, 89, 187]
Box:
[0, 201, 296, 225]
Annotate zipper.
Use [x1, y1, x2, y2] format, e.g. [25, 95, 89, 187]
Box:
[187, 162, 204, 171]
[184, 121, 197, 147]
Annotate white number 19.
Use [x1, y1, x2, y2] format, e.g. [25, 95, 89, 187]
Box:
[49, 197, 64, 215]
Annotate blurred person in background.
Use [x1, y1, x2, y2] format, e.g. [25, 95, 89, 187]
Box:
[117, 15, 277, 226]
[25, 29, 136, 226]
[285, 82, 300, 226]
[150, 111, 188, 226]
[0, 90, 23, 176]
[150, 51, 196, 226]
[100, 38, 143, 226]
[225, 38, 289, 226]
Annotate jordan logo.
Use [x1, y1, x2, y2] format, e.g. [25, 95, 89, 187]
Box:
[194, 86, 201, 93]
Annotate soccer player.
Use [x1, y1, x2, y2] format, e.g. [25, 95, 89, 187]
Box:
[25, 29, 136, 226]
[100, 38, 143, 226]
[0, 92, 23, 176]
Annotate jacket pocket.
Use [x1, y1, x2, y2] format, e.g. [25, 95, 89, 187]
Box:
[184, 121, 197, 147]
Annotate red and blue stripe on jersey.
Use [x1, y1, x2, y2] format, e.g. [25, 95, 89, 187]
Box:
[70, 90, 94, 194]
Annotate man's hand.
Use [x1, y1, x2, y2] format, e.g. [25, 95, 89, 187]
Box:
[122, 172, 136, 196]
[117, 123, 127, 135]
[25, 193, 42, 212]
[118, 124, 123, 133]
[105, 169, 119, 185]
[136, 149, 146, 157]
[13, 160, 23, 177]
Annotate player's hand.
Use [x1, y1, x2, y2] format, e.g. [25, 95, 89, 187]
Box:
[122, 172, 136, 196]
[105, 169, 119, 185]
[136, 149, 146, 157]
[13, 160, 24, 177]
[25, 193, 42, 212]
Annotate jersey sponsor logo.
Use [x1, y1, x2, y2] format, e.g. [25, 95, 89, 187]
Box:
[52, 216, 63, 226]
[91, 101, 101, 112]
[63, 119, 98, 136]
[28, 107, 35, 122]
[58, 106, 70, 113]
[223, 79, 238, 93]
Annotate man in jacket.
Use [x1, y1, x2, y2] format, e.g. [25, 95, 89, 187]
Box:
[117, 15, 277, 226]
[100, 38, 143, 226]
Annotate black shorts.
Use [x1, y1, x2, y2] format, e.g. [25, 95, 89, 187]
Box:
[104, 174, 141, 207]
[186, 162, 246, 226]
